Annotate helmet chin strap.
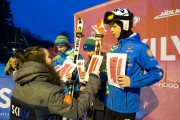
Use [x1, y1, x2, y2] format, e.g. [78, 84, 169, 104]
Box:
[118, 30, 133, 39]
[114, 21, 133, 39]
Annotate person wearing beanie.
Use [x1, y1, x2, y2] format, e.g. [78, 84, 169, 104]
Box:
[83, 37, 96, 51]
[53, 35, 83, 99]
[55, 35, 70, 46]
[103, 8, 164, 120]
[80, 37, 107, 120]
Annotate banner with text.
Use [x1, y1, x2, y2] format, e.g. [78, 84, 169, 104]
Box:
[0, 76, 15, 120]
[74, 0, 180, 119]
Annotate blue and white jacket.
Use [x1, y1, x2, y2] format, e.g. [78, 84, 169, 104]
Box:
[53, 46, 83, 93]
[104, 33, 164, 113]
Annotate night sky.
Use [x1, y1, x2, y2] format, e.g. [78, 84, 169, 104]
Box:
[10, 0, 109, 44]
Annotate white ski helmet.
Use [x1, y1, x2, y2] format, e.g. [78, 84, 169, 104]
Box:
[104, 8, 134, 31]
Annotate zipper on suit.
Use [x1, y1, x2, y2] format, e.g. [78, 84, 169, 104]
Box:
[118, 40, 128, 110]
[126, 89, 128, 109]
[110, 86, 114, 109]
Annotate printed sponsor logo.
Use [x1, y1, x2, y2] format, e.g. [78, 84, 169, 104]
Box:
[11, 104, 30, 119]
[154, 9, 180, 19]
[126, 46, 133, 52]
[153, 81, 179, 89]
[91, 25, 107, 35]
[0, 88, 11, 109]
[133, 16, 140, 26]
[147, 49, 153, 57]
[142, 35, 179, 61]
[0, 113, 9, 116]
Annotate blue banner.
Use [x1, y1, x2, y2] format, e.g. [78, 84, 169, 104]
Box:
[0, 75, 16, 120]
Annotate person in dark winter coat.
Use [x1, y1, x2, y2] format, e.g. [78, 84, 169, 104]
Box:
[103, 8, 164, 120]
[80, 37, 107, 120]
[10, 46, 101, 120]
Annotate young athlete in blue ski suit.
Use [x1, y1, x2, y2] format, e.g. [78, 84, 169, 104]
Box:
[103, 8, 164, 120]
[53, 35, 83, 98]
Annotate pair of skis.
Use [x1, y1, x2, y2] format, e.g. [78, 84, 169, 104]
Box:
[94, 18, 105, 55]
[68, 17, 105, 97]
[68, 18, 84, 97]
[62, 18, 105, 120]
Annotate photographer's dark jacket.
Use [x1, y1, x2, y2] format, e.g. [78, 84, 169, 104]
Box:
[10, 61, 100, 120]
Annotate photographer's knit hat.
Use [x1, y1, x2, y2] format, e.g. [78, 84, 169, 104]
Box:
[55, 35, 69, 46]
[83, 37, 96, 51]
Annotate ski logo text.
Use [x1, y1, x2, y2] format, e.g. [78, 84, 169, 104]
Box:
[11, 104, 30, 119]
[154, 8, 180, 19]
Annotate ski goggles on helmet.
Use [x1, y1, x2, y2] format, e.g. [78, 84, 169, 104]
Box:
[104, 11, 134, 24]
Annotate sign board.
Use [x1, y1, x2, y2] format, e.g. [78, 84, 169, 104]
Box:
[74, 0, 180, 119]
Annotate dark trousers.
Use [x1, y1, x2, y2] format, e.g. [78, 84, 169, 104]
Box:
[73, 91, 80, 99]
[93, 110, 104, 120]
[104, 107, 136, 120]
